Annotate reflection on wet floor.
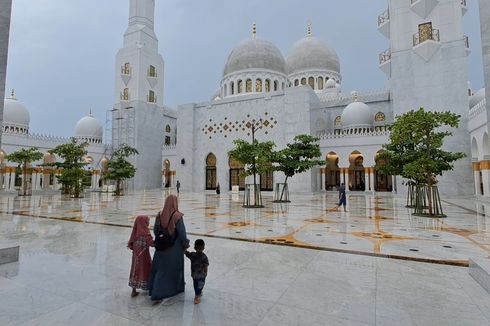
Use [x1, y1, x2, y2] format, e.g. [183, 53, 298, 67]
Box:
[0, 190, 489, 265]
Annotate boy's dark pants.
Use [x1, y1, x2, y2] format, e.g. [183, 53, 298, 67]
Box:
[193, 277, 206, 296]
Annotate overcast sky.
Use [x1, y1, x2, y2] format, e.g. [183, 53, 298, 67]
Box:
[5, 0, 484, 138]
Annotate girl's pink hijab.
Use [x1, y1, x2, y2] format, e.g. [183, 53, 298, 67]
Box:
[128, 215, 151, 248]
[159, 195, 183, 234]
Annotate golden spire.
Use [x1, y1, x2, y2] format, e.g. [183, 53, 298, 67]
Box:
[351, 91, 359, 102]
[89, 108, 92, 116]
[10, 89, 15, 99]
[252, 22, 257, 38]
[307, 20, 312, 37]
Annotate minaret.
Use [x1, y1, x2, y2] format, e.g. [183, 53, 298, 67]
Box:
[0, 0, 13, 147]
[480, 0, 490, 116]
[113, 0, 165, 190]
[379, 0, 472, 196]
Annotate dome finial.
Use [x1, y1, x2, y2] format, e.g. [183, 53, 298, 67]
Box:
[10, 89, 16, 99]
[252, 22, 256, 38]
[307, 20, 312, 37]
[89, 109, 92, 117]
[351, 91, 359, 102]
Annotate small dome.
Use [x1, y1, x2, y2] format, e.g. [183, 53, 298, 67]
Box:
[286, 36, 340, 75]
[325, 78, 336, 88]
[223, 37, 286, 76]
[3, 94, 30, 127]
[75, 114, 103, 140]
[470, 88, 485, 108]
[341, 97, 374, 130]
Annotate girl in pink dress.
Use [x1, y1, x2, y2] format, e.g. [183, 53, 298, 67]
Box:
[128, 215, 154, 297]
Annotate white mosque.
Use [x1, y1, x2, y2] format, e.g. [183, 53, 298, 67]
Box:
[2, 0, 489, 198]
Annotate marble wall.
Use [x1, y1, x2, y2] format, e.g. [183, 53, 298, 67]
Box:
[480, 0, 490, 115]
[0, 0, 12, 147]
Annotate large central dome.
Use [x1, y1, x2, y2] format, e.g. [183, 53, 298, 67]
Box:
[223, 37, 287, 76]
[286, 36, 340, 75]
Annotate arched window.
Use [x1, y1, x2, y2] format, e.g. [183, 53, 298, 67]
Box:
[294, 79, 299, 86]
[148, 65, 157, 77]
[148, 90, 156, 103]
[255, 79, 263, 92]
[206, 153, 217, 190]
[273, 80, 278, 91]
[308, 77, 315, 89]
[246, 79, 252, 93]
[318, 77, 324, 90]
[231, 81, 235, 95]
[122, 62, 131, 75]
[238, 80, 243, 93]
[301, 77, 307, 85]
[265, 79, 271, 92]
[165, 125, 171, 133]
[375, 112, 386, 122]
[122, 88, 129, 101]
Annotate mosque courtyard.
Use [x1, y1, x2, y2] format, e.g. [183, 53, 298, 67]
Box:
[0, 190, 490, 325]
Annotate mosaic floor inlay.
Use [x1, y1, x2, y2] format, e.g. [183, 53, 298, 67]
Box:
[1, 190, 489, 265]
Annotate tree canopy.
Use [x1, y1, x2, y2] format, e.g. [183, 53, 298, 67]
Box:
[6, 147, 44, 195]
[104, 144, 139, 196]
[49, 138, 88, 198]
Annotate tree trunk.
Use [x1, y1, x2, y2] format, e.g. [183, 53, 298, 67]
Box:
[279, 176, 289, 201]
[22, 161, 27, 196]
[427, 178, 433, 216]
[116, 180, 121, 196]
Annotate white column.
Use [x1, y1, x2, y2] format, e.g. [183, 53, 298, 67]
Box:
[392, 176, 397, 194]
[8, 169, 15, 191]
[53, 171, 59, 189]
[36, 172, 42, 190]
[365, 168, 370, 192]
[474, 163, 482, 195]
[370, 168, 375, 192]
[344, 168, 349, 191]
[481, 161, 490, 197]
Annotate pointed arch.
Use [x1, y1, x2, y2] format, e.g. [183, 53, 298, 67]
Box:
[206, 153, 217, 190]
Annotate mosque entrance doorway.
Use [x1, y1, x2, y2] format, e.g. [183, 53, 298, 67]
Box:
[164, 160, 172, 188]
[325, 152, 341, 190]
[229, 157, 245, 191]
[260, 163, 273, 191]
[349, 151, 365, 191]
[374, 151, 393, 192]
[205, 153, 217, 190]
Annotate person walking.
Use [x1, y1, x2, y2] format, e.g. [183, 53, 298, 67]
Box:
[148, 195, 189, 304]
[185, 239, 209, 304]
[127, 215, 153, 297]
[176, 180, 181, 195]
[335, 183, 347, 212]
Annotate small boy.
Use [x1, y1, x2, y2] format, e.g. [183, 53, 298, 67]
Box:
[185, 239, 209, 304]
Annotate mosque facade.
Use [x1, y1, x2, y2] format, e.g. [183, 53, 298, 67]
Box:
[1, 0, 489, 198]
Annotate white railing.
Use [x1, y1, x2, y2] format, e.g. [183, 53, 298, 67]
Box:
[318, 90, 390, 104]
[378, 9, 389, 27]
[379, 49, 391, 65]
[318, 129, 390, 140]
[469, 99, 487, 119]
[28, 133, 71, 142]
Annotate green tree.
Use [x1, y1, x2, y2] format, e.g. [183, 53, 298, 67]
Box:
[104, 144, 139, 196]
[379, 108, 465, 216]
[50, 138, 89, 198]
[229, 139, 275, 207]
[6, 147, 43, 196]
[272, 134, 325, 202]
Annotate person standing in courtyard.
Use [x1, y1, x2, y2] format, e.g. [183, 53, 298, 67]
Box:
[176, 180, 181, 194]
[149, 194, 189, 304]
[127, 215, 154, 298]
[216, 182, 220, 195]
[335, 183, 347, 212]
[185, 239, 209, 304]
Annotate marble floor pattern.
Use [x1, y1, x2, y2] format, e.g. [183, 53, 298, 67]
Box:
[0, 206, 490, 325]
[1, 190, 489, 265]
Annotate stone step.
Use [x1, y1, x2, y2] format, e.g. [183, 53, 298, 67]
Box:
[469, 258, 490, 294]
[0, 246, 19, 265]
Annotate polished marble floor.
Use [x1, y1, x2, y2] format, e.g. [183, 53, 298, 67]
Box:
[1, 191, 490, 325]
[1, 190, 489, 265]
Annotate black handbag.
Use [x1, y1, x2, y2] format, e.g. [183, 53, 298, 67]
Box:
[154, 211, 178, 251]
